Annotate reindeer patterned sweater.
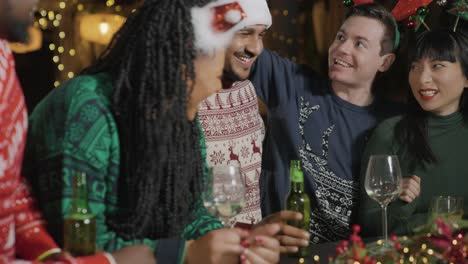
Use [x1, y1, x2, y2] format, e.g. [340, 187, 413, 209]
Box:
[199, 80, 265, 226]
[250, 49, 400, 243]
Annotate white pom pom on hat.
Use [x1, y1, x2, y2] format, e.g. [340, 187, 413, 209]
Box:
[225, 9, 243, 24]
[191, 0, 272, 54]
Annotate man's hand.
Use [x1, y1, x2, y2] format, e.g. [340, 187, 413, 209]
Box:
[255, 210, 310, 254]
[400, 175, 421, 203]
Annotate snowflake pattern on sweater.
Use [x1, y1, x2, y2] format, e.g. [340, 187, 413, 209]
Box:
[199, 80, 265, 225]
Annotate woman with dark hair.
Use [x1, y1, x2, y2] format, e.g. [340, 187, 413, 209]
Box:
[23, 0, 280, 263]
[357, 28, 468, 237]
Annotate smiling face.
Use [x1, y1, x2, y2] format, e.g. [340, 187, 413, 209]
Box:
[328, 16, 394, 90]
[223, 24, 267, 82]
[409, 57, 468, 116]
[186, 49, 226, 120]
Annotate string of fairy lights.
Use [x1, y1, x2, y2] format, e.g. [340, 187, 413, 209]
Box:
[35, 0, 304, 87]
[264, 0, 330, 69]
[35, 0, 323, 87]
[35, 0, 133, 87]
[267, 7, 303, 63]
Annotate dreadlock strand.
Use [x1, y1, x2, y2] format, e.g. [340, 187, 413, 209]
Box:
[79, 0, 215, 239]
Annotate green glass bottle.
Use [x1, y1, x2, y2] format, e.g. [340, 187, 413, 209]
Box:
[64, 172, 96, 256]
[286, 160, 311, 258]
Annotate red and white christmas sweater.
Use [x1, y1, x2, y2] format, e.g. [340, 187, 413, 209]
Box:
[0, 40, 112, 264]
[199, 80, 265, 226]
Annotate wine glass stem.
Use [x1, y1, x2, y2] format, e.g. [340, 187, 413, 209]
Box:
[381, 204, 388, 243]
[222, 217, 230, 228]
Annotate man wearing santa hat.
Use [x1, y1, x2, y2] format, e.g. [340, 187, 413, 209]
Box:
[198, 0, 312, 255]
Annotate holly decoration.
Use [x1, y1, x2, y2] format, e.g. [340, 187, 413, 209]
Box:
[328, 219, 468, 264]
[417, 5, 429, 15]
[447, 0, 468, 31]
[354, 0, 375, 5]
[343, 0, 374, 7]
[328, 225, 372, 264]
[406, 15, 419, 28]
[427, 220, 467, 263]
[391, 0, 433, 21]
[343, 0, 354, 7]
[406, 6, 430, 31]
[447, 0, 468, 21]
[329, 225, 404, 264]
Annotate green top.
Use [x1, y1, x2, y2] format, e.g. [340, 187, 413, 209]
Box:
[357, 113, 468, 237]
[24, 73, 222, 263]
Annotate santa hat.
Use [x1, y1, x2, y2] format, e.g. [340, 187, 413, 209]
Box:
[191, 0, 272, 54]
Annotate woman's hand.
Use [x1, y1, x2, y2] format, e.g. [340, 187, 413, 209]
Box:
[400, 175, 421, 203]
[242, 223, 281, 264]
[254, 211, 310, 254]
[185, 228, 249, 264]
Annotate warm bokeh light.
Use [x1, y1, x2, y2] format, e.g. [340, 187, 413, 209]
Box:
[80, 14, 126, 45]
[99, 22, 110, 35]
[36, 0, 137, 86]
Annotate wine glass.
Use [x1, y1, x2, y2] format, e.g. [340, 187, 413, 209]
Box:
[430, 196, 464, 227]
[365, 155, 402, 252]
[203, 165, 246, 227]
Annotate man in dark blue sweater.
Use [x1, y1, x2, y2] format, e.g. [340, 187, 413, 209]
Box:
[253, 3, 401, 243]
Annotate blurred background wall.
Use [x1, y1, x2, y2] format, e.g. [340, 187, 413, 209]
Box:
[10, 0, 464, 112]
[12, 0, 141, 113]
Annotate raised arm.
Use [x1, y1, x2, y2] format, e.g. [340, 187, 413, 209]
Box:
[249, 49, 301, 109]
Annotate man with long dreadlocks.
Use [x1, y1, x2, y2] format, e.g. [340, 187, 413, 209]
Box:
[23, 0, 280, 263]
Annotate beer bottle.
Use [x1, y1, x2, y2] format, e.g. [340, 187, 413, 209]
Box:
[64, 172, 96, 256]
[286, 160, 311, 257]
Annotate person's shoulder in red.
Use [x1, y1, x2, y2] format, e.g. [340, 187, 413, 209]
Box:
[0, 39, 114, 264]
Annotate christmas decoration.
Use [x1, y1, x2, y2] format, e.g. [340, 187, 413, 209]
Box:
[447, 0, 468, 31]
[392, 0, 434, 21]
[354, 0, 375, 5]
[418, 5, 429, 15]
[406, 6, 431, 31]
[328, 219, 468, 264]
[211, 2, 246, 31]
[343, 0, 354, 7]
[437, 0, 448, 6]
[342, 0, 374, 7]
[193, 0, 271, 54]
[447, 0, 468, 19]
